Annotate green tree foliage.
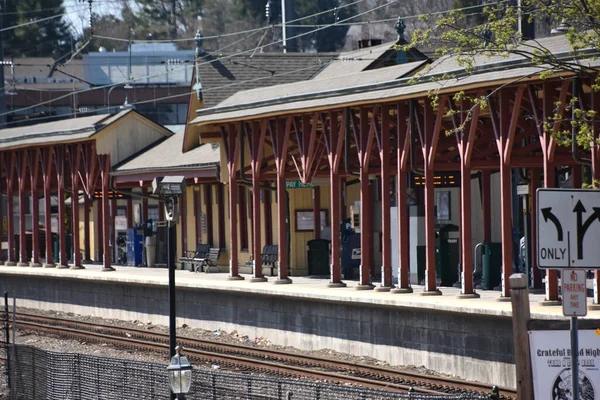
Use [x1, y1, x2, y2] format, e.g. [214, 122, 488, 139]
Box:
[405, 0, 600, 147]
[2, 0, 74, 58]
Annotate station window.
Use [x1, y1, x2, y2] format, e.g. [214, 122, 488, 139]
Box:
[148, 206, 159, 232]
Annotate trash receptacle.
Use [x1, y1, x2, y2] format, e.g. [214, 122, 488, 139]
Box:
[307, 239, 330, 276]
[435, 224, 459, 287]
[482, 242, 502, 290]
[146, 236, 156, 267]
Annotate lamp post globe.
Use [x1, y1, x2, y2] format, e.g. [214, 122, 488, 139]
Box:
[167, 346, 192, 398]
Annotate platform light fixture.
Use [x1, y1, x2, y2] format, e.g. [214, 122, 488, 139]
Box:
[167, 346, 193, 399]
[152, 176, 186, 222]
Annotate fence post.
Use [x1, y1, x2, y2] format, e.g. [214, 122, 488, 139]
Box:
[510, 273, 533, 399]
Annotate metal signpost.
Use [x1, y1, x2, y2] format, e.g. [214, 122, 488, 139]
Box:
[537, 189, 600, 400]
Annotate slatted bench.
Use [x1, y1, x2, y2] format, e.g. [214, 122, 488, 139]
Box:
[261, 245, 278, 276]
[180, 244, 210, 271]
[194, 248, 221, 273]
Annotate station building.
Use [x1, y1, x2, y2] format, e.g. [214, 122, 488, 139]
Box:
[1, 32, 599, 310]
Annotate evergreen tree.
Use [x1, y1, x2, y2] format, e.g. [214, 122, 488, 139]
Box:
[3, 0, 74, 58]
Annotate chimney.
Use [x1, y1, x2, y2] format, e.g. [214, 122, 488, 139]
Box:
[357, 39, 382, 49]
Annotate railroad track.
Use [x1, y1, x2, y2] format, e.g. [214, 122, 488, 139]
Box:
[6, 313, 515, 399]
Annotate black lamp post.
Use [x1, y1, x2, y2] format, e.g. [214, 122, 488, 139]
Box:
[152, 176, 186, 364]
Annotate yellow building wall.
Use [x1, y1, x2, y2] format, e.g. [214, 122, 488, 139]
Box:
[287, 187, 330, 274]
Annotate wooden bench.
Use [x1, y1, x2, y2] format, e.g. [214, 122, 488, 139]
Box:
[180, 244, 210, 271]
[194, 248, 221, 273]
[261, 245, 278, 276]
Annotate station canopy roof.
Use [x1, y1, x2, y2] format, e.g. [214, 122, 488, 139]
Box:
[190, 34, 598, 128]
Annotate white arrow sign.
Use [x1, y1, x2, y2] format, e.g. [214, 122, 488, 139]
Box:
[537, 189, 600, 269]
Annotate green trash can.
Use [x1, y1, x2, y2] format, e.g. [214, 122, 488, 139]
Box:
[307, 239, 331, 276]
[482, 242, 503, 290]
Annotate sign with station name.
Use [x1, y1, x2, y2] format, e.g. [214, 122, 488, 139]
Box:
[537, 189, 600, 269]
[285, 180, 314, 189]
[562, 269, 587, 317]
[529, 329, 600, 400]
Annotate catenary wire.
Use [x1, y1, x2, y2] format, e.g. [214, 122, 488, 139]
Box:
[0, 0, 499, 120]
[0, 0, 399, 119]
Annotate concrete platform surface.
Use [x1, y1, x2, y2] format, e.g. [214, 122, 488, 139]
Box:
[1, 264, 598, 320]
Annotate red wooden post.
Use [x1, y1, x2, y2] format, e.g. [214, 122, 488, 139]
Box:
[97, 194, 104, 262]
[323, 111, 345, 287]
[529, 168, 542, 289]
[421, 99, 444, 295]
[100, 155, 114, 271]
[54, 146, 68, 268]
[541, 163, 560, 304]
[392, 103, 412, 293]
[456, 98, 481, 298]
[356, 107, 374, 290]
[223, 124, 243, 280]
[248, 121, 267, 282]
[3, 153, 16, 265]
[375, 105, 393, 292]
[111, 197, 117, 264]
[530, 82, 566, 305]
[268, 118, 292, 284]
[489, 87, 524, 299]
[83, 194, 91, 261]
[29, 149, 41, 267]
[70, 144, 83, 269]
[16, 150, 28, 266]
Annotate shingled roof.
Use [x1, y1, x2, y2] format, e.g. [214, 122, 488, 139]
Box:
[197, 52, 337, 108]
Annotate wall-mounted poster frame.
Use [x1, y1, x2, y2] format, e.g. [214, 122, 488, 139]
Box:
[295, 209, 328, 232]
[436, 191, 451, 221]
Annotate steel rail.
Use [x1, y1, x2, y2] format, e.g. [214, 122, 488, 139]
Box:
[10, 313, 515, 399]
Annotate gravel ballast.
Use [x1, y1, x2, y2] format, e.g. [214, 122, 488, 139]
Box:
[1, 306, 456, 398]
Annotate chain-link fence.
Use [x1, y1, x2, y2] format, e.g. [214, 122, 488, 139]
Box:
[6, 345, 492, 400]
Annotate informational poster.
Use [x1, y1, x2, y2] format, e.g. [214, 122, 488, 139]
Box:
[529, 329, 600, 400]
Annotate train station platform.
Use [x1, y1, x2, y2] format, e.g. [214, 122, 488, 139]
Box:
[1, 264, 599, 389]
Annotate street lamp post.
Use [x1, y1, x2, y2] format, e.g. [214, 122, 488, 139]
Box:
[167, 345, 193, 399]
[152, 176, 186, 362]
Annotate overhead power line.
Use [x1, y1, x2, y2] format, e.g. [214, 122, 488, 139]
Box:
[0, 0, 499, 121]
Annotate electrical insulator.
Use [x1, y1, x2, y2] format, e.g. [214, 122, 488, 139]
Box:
[265, 0, 271, 21]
